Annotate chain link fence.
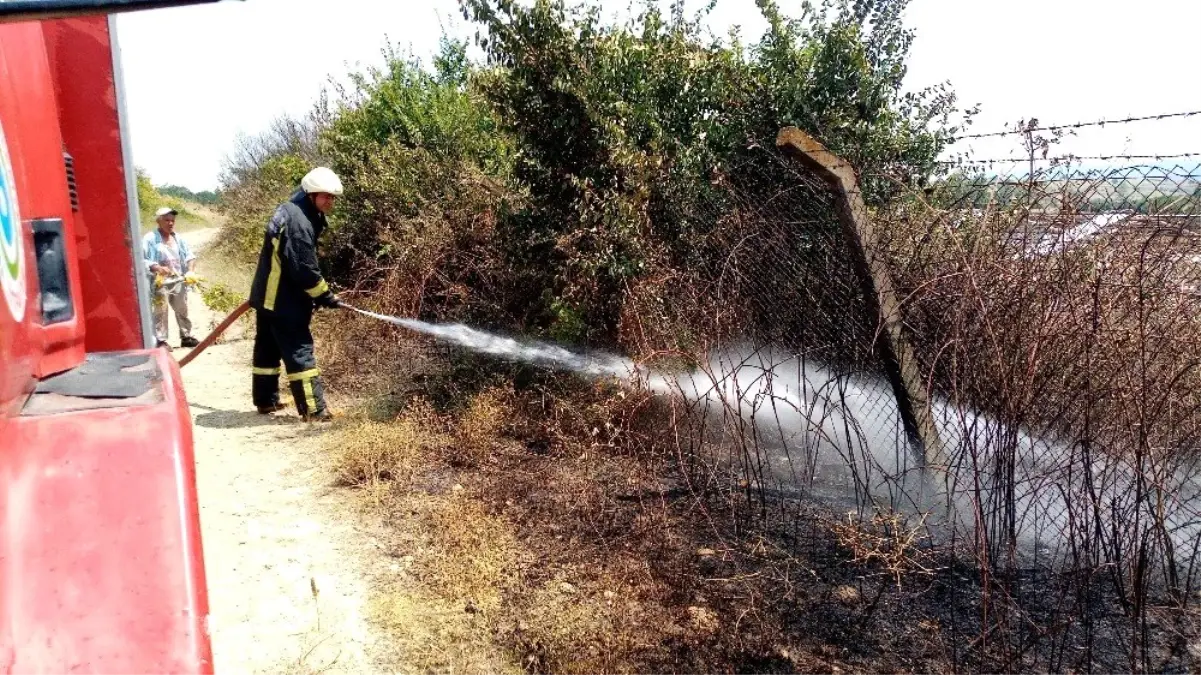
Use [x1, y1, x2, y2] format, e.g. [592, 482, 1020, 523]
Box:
[632, 119, 1201, 671]
[316, 108, 1201, 669]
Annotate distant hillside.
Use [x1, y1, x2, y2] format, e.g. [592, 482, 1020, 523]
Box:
[159, 184, 221, 207]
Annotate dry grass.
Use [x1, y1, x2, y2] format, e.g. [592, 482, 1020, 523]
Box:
[508, 579, 656, 674]
[359, 477, 529, 674]
[329, 420, 421, 487]
[316, 385, 671, 673]
[448, 387, 513, 467]
[191, 209, 259, 343]
[312, 249, 1105, 673]
[369, 574, 521, 674]
[318, 400, 526, 673]
[328, 404, 449, 487]
[418, 491, 521, 615]
[318, 373, 960, 674]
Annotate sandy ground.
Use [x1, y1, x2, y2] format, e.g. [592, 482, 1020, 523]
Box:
[171, 228, 389, 674]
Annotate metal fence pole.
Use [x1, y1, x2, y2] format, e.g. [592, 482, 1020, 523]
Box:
[776, 127, 948, 475]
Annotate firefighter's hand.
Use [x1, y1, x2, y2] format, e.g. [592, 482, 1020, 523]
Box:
[315, 291, 341, 309]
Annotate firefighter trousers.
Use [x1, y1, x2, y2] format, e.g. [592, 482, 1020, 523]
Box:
[251, 310, 328, 417]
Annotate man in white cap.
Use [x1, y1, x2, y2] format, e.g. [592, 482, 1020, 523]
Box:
[248, 167, 342, 421]
[143, 206, 200, 349]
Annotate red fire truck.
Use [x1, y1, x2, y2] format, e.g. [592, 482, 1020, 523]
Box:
[0, 1, 235, 672]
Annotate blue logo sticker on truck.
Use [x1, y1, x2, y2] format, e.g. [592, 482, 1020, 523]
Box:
[0, 119, 25, 322]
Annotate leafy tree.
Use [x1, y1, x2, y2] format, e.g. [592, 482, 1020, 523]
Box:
[217, 0, 967, 349]
[319, 37, 513, 236]
[311, 39, 517, 323]
[135, 167, 159, 217]
[458, 0, 966, 342]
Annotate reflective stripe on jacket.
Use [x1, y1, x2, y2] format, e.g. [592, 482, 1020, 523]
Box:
[248, 190, 331, 320]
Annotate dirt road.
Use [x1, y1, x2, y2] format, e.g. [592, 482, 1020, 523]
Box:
[173, 229, 387, 674]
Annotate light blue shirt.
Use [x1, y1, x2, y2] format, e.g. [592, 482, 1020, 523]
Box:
[142, 229, 195, 277]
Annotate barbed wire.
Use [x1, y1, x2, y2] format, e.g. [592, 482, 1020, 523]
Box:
[951, 110, 1201, 141]
[938, 151, 1201, 166]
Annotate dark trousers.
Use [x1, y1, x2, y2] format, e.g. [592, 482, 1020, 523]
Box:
[251, 310, 328, 416]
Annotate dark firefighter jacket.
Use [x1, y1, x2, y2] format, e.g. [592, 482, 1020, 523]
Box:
[249, 190, 333, 321]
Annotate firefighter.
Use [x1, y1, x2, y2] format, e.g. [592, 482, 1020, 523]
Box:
[248, 167, 343, 421]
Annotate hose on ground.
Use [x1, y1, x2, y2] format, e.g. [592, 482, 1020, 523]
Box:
[177, 300, 251, 368]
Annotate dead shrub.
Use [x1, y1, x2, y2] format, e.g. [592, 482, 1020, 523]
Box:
[830, 508, 937, 586]
[450, 387, 513, 467]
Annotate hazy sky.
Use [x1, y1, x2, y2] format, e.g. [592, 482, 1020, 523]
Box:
[115, 0, 1201, 191]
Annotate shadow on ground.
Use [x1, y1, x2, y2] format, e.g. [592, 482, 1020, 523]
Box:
[193, 408, 300, 429]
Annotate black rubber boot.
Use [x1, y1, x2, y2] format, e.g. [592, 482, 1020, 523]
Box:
[304, 408, 335, 423]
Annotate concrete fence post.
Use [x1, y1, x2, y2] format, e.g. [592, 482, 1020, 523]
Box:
[775, 126, 949, 475]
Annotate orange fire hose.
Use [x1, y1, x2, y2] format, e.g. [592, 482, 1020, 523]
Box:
[177, 300, 251, 368]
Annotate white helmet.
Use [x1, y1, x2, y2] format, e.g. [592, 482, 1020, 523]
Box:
[300, 167, 343, 196]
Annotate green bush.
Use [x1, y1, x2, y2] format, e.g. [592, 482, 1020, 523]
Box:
[217, 0, 966, 352]
[310, 39, 518, 326]
[200, 281, 253, 335]
[200, 281, 244, 315]
[456, 0, 967, 345]
[220, 153, 312, 254]
[136, 167, 159, 218]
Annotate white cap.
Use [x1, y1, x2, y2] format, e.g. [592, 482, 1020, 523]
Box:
[155, 207, 178, 217]
[300, 167, 344, 196]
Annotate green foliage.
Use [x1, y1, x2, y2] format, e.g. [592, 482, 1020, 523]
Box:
[159, 184, 222, 206]
[323, 39, 512, 174]
[219, 0, 964, 350]
[313, 39, 516, 323]
[456, 0, 966, 341]
[319, 39, 514, 235]
[547, 296, 588, 344]
[201, 280, 245, 315]
[136, 167, 159, 217]
[220, 152, 312, 253]
[216, 108, 328, 256]
[201, 281, 253, 333]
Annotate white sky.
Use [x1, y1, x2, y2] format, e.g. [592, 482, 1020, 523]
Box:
[116, 0, 1201, 191]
